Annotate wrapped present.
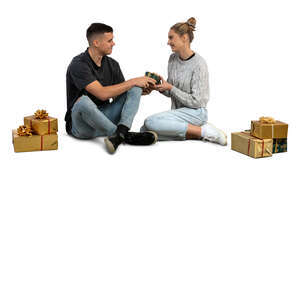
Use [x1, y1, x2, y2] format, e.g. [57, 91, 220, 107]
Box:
[251, 116, 288, 139]
[12, 126, 58, 152]
[273, 138, 287, 153]
[231, 131, 273, 158]
[24, 109, 58, 135]
[145, 72, 161, 84]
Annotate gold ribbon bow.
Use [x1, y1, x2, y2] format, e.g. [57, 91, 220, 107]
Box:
[17, 125, 33, 136]
[259, 116, 275, 124]
[34, 109, 49, 119]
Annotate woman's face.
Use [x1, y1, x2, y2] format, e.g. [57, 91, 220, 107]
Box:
[167, 29, 185, 52]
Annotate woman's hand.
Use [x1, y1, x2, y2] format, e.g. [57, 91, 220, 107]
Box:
[156, 75, 173, 92]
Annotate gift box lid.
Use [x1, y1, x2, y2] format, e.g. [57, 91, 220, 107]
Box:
[251, 120, 288, 139]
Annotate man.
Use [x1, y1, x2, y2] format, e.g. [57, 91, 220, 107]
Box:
[65, 23, 157, 154]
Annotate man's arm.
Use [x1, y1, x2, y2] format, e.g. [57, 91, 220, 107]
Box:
[85, 77, 157, 101]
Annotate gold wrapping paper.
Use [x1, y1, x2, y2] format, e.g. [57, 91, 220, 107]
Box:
[231, 131, 273, 158]
[12, 130, 58, 152]
[24, 115, 58, 135]
[251, 120, 288, 139]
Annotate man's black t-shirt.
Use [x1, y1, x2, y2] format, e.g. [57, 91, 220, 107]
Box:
[65, 48, 125, 134]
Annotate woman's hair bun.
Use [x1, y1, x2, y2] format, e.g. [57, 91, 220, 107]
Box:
[170, 17, 197, 42]
[186, 17, 196, 29]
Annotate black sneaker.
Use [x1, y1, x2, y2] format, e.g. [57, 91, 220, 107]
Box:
[124, 131, 158, 146]
[104, 133, 124, 154]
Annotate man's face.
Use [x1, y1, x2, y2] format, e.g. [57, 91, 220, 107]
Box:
[95, 32, 115, 55]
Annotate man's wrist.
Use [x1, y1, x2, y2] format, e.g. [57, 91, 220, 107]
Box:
[127, 78, 136, 89]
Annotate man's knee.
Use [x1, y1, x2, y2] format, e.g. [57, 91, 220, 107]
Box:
[129, 86, 142, 94]
[127, 86, 142, 99]
[77, 96, 98, 115]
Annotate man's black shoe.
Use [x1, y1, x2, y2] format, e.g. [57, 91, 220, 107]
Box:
[104, 133, 124, 154]
[124, 131, 158, 145]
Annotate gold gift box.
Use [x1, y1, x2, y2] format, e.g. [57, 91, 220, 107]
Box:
[24, 115, 58, 135]
[12, 130, 58, 152]
[251, 120, 288, 139]
[231, 131, 273, 158]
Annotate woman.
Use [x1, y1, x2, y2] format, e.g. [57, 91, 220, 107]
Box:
[141, 17, 227, 145]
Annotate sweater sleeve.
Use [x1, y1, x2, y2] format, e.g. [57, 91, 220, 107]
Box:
[160, 90, 171, 97]
[169, 62, 209, 108]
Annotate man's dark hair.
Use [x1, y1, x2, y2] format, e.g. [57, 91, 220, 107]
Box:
[86, 23, 113, 45]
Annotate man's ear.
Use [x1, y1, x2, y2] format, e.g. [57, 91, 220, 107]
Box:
[93, 39, 100, 47]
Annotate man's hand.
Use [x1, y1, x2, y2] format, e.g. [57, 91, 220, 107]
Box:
[142, 86, 155, 95]
[156, 75, 173, 92]
[132, 76, 157, 89]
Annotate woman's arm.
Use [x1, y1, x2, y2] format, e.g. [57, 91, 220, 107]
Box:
[157, 61, 209, 108]
[160, 89, 171, 97]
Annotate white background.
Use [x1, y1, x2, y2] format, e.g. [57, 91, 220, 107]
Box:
[1, 0, 300, 299]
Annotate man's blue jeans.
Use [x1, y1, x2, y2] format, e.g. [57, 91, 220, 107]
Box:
[71, 87, 142, 139]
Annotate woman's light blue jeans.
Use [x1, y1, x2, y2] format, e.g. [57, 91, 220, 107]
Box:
[140, 107, 208, 141]
[71, 87, 142, 139]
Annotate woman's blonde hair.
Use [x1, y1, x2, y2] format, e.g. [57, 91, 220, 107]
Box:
[170, 17, 196, 43]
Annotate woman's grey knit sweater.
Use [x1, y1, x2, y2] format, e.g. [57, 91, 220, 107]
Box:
[162, 52, 209, 109]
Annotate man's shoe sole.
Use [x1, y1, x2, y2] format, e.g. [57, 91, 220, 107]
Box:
[104, 138, 116, 154]
[148, 131, 158, 144]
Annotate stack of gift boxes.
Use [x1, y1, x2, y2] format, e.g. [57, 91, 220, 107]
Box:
[231, 117, 288, 158]
[12, 109, 58, 152]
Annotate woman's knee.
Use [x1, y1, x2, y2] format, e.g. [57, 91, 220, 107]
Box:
[144, 115, 160, 131]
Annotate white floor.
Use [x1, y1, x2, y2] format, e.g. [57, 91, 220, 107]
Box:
[2, 121, 299, 300]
